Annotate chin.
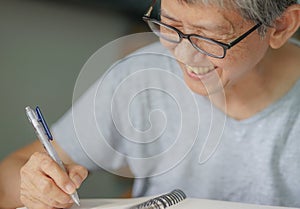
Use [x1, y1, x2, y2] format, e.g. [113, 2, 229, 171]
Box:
[182, 67, 225, 96]
[186, 80, 224, 96]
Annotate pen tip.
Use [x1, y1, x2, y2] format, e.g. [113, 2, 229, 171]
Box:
[72, 193, 80, 206]
[74, 198, 80, 206]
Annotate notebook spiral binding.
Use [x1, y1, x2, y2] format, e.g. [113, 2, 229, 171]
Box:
[130, 189, 186, 209]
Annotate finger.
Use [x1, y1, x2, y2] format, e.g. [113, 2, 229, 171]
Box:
[25, 152, 76, 195]
[39, 176, 74, 207]
[31, 171, 75, 206]
[38, 154, 77, 194]
[20, 192, 53, 209]
[66, 164, 89, 188]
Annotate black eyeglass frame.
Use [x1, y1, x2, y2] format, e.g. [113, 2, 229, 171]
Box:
[143, 0, 262, 59]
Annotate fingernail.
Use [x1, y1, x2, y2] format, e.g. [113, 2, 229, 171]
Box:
[65, 184, 75, 194]
[73, 175, 82, 188]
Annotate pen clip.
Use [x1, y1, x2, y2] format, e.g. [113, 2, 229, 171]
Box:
[35, 106, 53, 140]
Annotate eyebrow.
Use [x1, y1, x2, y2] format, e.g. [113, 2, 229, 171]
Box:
[160, 9, 232, 33]
[159, 9, 180, 22]
[160, 10, 180, 22]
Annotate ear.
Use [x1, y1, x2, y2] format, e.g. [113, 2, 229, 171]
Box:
[269, 4, 300, 49]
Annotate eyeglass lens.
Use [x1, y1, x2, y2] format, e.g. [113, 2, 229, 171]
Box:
[146, 20, 225, 58]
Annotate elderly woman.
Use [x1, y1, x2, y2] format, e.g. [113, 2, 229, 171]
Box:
[0, 0, 299, 208]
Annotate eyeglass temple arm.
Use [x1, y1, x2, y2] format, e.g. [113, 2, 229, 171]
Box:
[144, 0, 157, 17]
[228, 22, 262, 48]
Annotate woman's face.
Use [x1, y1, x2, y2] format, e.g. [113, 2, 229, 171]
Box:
[160, 0, 270, 96]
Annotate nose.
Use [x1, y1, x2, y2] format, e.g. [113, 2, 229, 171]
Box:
[173, 38, 207, 66]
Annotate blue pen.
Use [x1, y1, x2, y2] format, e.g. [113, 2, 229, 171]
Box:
[25, 106, 80, 206]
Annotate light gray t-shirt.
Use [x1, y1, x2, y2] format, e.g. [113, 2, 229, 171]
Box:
[52, 42, 300, 207]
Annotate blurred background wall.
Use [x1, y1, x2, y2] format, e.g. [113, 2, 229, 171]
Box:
[0, 0, 154, 198]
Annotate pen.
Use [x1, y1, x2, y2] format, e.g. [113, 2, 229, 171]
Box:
[25, 106, 80, 206]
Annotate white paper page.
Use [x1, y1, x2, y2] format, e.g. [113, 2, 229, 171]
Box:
[16, 197, 150, 209]
[70, 199, 119, 209]
[16, 199, 117, 209]
[80, 197, 150, 209]
[171, 198, 300, 209]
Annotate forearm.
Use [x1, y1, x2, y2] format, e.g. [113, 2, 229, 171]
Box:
[0, 153, 27, 208]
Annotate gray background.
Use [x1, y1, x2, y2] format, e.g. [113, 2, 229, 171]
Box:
[0, 0, 152, 198]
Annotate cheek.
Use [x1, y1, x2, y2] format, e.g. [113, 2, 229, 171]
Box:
[160, 38, 177, 51]
[220, 40, 268, 76]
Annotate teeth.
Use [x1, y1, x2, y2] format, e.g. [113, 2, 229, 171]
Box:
[186, 65, 215, 75]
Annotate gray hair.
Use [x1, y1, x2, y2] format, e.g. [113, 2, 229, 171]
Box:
[177, 0, 298, 35]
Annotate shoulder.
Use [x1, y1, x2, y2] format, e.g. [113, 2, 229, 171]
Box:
[132, 41, 170, 54]
[121, 41, 175, 67]
[289, 37, 300, 47]
[105, 41, 181, 82]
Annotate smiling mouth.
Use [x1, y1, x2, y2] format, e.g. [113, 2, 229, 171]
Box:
[186, 65, 216, 76]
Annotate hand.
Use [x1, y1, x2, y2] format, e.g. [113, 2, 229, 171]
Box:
[20, 152, 88, 209]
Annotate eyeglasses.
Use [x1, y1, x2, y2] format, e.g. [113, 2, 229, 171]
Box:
[142, 0, 262, 59]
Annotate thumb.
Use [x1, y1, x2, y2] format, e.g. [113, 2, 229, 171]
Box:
[66, 164, 89, 189]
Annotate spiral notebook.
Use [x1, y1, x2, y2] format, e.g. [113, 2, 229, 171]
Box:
[129, 189, 186, 209]
[71, 190, 186, 209]
[69, 189, 300, 209]
[18, 189, 300, 209]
